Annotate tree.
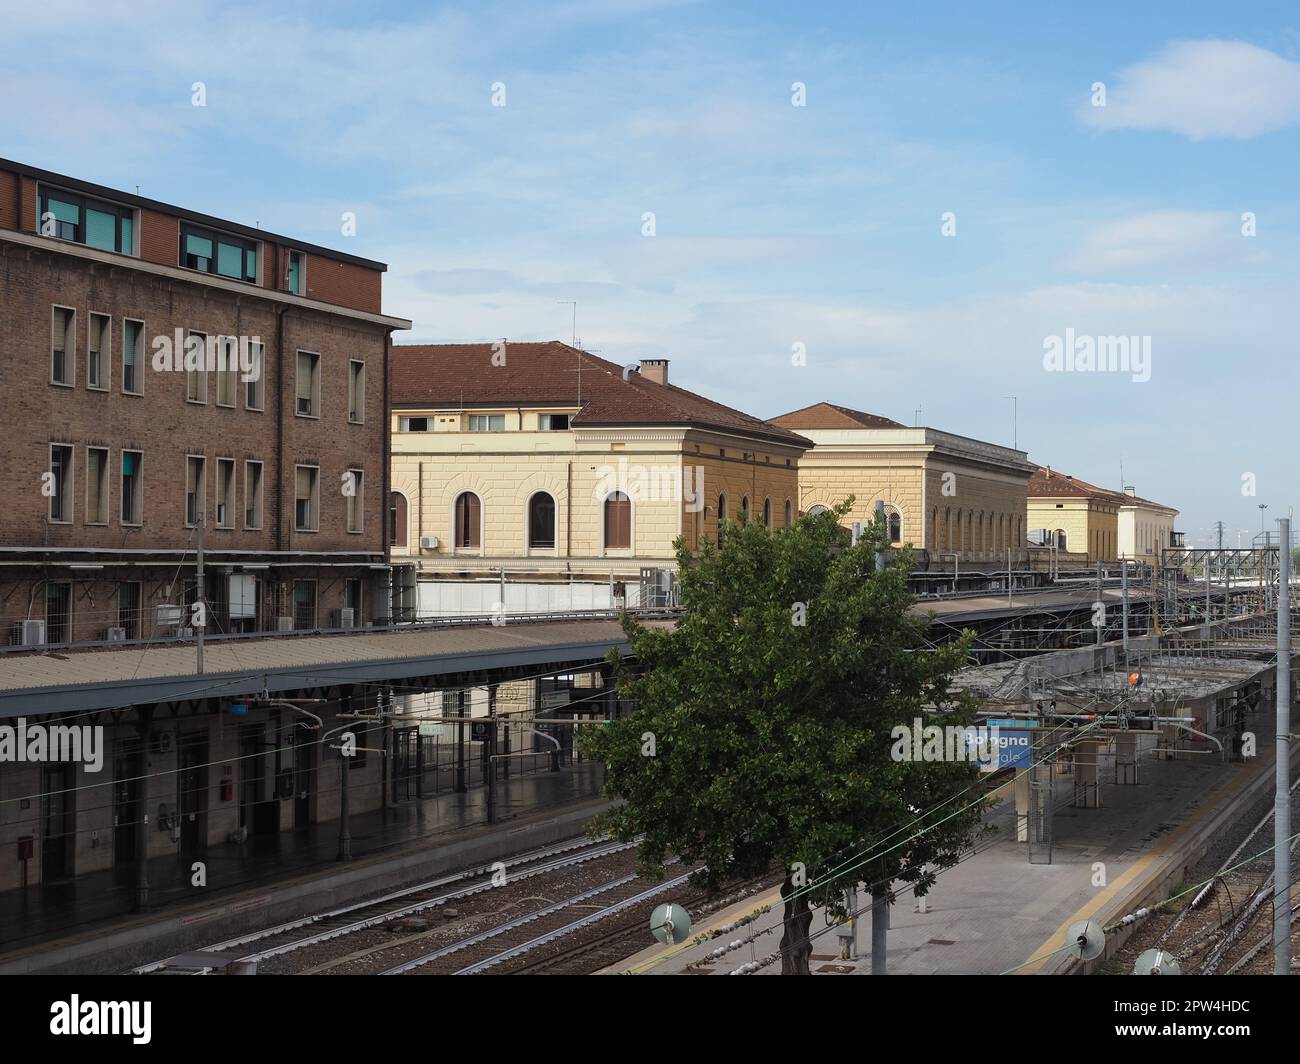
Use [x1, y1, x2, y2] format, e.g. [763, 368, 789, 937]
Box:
[579, 500, 988, 974]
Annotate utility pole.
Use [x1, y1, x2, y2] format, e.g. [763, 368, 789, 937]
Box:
[872, 500, 889, 975]
[196, 509, 205, 675]
[1096, 563, 1104, 645]
[337, 747, 351, 860]
[1007, 547, 1012, 608]
[1121, 559, 1130, 661]
[1275, 517, 1292, 976]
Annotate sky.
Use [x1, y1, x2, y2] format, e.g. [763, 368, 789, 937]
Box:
[3, 0, 1297, 545]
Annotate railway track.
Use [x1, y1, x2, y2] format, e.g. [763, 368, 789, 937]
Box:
[132, 835, 637, 974]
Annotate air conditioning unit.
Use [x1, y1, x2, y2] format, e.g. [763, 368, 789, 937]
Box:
[277, 616, 294, 632]
[105, 626, 128, 642]
[419, 535, 439, 549]
[14, 619, 46, 646]
[339, 607, 354, 629]
[176, 627, 195, 639]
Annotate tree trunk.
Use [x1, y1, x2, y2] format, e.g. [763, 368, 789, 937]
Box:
[780, 874, 813, 974]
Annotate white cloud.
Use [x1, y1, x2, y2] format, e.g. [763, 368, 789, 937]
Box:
[1063, 209, 1241, 273]
[1082, 40, 1300, 140]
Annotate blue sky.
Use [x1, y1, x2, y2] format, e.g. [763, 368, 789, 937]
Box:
[4, 0, 1298, 544]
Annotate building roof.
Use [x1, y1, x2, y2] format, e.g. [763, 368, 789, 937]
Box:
[768, 401, 905, 430]
[1027, 466, 1176, 513]
[391, 341, 813, 447]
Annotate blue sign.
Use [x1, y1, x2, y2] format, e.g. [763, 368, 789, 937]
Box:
[992, 729, 1032, 770]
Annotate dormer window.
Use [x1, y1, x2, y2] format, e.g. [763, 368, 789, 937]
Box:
[38, 187, 134, 254]
[181, 222, 258, 282]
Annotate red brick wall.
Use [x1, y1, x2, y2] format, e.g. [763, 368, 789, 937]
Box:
[0, 242, 389, 556]
[0, 168, 17, 231]
[19, 175, 37, 233]
[139, 208, 179, 267]
[303, 252, 382, 315]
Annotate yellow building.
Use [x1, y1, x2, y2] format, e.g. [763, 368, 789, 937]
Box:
[768, 403, 1035, 563]
[389, 341, 810, 613]
[1026, 466, 1123, 562]
[1116, 486, 1180, 566]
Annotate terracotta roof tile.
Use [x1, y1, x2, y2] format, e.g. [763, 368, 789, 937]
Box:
[392, 341, 812, 447]
[769, 401, 905, 430]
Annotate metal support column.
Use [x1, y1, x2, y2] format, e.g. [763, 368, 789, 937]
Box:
[1274, 517, 1292, 976]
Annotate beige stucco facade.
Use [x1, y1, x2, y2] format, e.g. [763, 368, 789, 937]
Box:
[389, 405, 805, 584]
[1027, 496, 1120, 562]
[789, 427, 1034, 562]
[1117, 491, 1179, 566]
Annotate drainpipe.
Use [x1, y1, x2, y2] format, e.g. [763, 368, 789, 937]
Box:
[275, 307, 289, 553]
[382, 328, 393, 623]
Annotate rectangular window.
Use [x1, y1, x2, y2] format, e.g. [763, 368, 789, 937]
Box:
[293, 580, 317, 630]
[399, 416, 429, 432]
[38, 186, 135, 254]
[244, 461, 264, 529]
[296, 351, 320, 417]
[86, 447, 109, 525]
[180, 222, 258, 282]
[245, 340, 264, 410]
[52, 306, 75, 385]
[288, 251, 304, 295]
[49, 444, 73, 522]
[186, 455, 206, 527]
[122, 319, 143, 394]
[186, 330, 207, 403]
[347, 469, 363, 533]
[121, 450, 142, 524]
[87, 313, 110, 390]
[118, 581, 141, 640]
[294, 465, 319, 531]
[215, 458, 235, 528]
[215, 336, 237, 407]
[348, 361, 365, 423]
[540, 414, 570, 431]
[45, 582, 72, 644]
[469, 414, 505, 432]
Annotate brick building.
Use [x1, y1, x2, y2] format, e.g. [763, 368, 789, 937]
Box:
[389, 341, 810, 613]
[0, 159, 411, 645]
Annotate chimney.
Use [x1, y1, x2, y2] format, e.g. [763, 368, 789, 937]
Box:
[639, 358, 669, 386]
[1124, 485, 1136, 496]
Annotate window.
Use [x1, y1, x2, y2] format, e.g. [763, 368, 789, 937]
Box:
[740, 496, 751, 522]
[45, 582, 72, 644]
[808, 504, 829, 517]
[469, 414, 504, 432]
[186, 330, 208, 403]
[121, 451, 142, 524]
[763, 498, 772, 527]
[52, 306, 75, 385]
[887, 508, 902, 543]
[244, 461, 263, 529]
[784, 499, 793, 528]
[399, 416, 428, 432]
[122, 320, 143, 394]
[215, 458, 235, 528]
[296, 351, 320, 417]
[39, 187, 134, 253]
[344, 577, 363, 631]
[348, 361, 365, 423]
[346, 469, 364, 533]
[293, 580, 317, 630]
[717, 493, 727, 523]
[185, 456, 206, 527]
[389, 492, 408, 548]
[49, 444, 73, 522]
[215, 337, 238, 407]
[287, 251, 304, 295]
[454, 492, 481, 549]
[86, 447, 109, 525]
[118, 582, 141, 640]
[540, 414, 569, 431]
[181, 222, 258, 282]
[529, 492, 556, 549]
[604, 491, 631, 550]
[245, 340, 264, 410]
[87, 313, 110, 390]
[294, 466, 319, 531]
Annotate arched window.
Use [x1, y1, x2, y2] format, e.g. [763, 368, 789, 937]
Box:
[955, 511, 963, 552]
[808, 504, 829, 517]
[389, 491, 408, 548]
[763, 497, 772, 527]
[528, 492, 555, 549]
[740, 496, 750, 522]
[604, 491, 631, 549]
[886, 507, 902, 543]
[784, 499, 793, 528]
[717, 493, 728, 525]
[453, 492, 481, 550]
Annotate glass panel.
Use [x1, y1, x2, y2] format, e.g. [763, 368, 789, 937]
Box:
[48, 197, 79, 224]
[217, 242, 243, 278]
[122, 452, 136, 476]
[288, 255, 300, 293]
[245, 248, 258, 281]
[85, 208, 117, 250]
[186, 233, 213, 258]
[120, 214, 133, 254]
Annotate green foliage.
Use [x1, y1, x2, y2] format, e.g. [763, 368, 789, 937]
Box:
[580, 500, 988, 909]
